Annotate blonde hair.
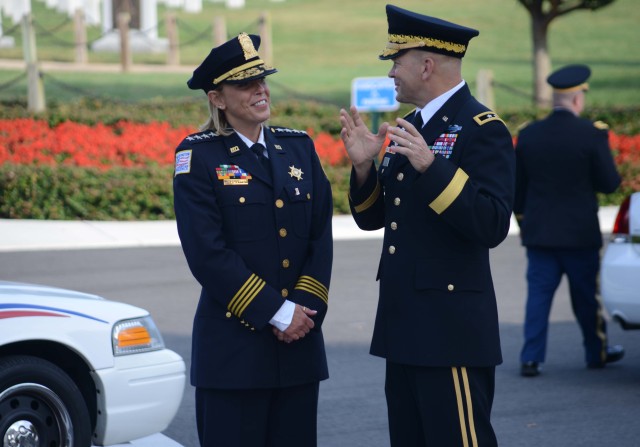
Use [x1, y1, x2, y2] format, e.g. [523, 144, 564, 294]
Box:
[200, 86, 233, 136]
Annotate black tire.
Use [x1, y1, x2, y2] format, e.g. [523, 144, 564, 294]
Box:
[0, 355, 92, 447]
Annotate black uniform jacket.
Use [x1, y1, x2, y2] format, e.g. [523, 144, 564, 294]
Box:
[173, 125, 333, 389]
[514, 109, 621, 249]
[349, 84, 515, 367]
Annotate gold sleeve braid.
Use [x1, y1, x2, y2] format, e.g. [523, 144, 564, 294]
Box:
[295, 276, 329, 305]
[228, 273, 266, 317]
[351, 181, 382, 214]
[429, 168, 469, 215]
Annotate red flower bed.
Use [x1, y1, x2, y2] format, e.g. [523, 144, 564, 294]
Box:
[609, 132, 640, 165]
[513, 133, 640, 167]
[1, 118, 637, 170]
[0, 119, 192, 169]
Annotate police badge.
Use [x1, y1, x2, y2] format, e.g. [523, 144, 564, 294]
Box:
[288, 165, 304, 181]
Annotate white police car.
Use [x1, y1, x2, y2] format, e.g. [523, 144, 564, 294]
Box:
[0, 281, 185, 447]
[601, 192, 640, 329]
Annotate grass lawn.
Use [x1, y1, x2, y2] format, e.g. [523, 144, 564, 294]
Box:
[0, 0, 638, 110]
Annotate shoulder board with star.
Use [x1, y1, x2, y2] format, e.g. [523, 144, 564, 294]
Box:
[269, 126, 308, 137]
[593, 120, 609, 130]
[473, 111, 505, 126]
[182, 130, 221, 144]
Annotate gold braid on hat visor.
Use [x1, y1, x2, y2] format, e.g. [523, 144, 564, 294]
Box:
[381, 33, 467, 57]
[553, 82, 589, 93]
[212, 59, 273, 85]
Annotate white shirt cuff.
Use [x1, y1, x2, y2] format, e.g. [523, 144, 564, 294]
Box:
[269, 300, 295, 332]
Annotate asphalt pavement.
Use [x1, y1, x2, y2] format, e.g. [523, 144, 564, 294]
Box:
[1, 206, 632, 447]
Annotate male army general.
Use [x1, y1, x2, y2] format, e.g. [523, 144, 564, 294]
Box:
[341, 4, 515, 446]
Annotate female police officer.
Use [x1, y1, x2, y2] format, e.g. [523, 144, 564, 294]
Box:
[173, 33, 333, 447]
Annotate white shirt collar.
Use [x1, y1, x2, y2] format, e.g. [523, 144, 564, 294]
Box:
[416, 80, 466, 127]
[236, 127, 266, 150]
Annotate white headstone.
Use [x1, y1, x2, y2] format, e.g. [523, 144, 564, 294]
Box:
[226, 0, 244, 9]
[6, 0, 31, 24]
[184, 0, 201, 13]
[141, 0, 158, 39]
[101, 0, 112, 33]
[83, 0, 101, 26]
[163, 0, 183, 7]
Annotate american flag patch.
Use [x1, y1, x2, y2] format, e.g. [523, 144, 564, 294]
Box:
[175, 150, 192, 176]
[432, 133, 458, 159]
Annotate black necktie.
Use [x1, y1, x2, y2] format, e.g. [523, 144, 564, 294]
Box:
[413, 111, 424, 130]
[251, 143, 271, 179]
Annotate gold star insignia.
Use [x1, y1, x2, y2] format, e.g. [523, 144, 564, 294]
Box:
[288, 165, 303, 181]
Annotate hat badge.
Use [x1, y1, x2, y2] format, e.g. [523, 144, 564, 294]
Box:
[238, 33, 259, 60]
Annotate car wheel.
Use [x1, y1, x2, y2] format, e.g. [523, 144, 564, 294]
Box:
[0, 355, 92, 447]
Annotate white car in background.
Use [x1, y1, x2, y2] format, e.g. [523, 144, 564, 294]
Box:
[601, 192, 640, 329]
[0, 281, 185, 447]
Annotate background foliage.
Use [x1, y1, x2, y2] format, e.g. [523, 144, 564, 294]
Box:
[1, 103, 638, 219]
[0, 0, 639, 107]
[0, 0, 638, 220]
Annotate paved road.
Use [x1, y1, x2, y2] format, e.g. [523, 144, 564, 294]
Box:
[1, 236, 638, 447]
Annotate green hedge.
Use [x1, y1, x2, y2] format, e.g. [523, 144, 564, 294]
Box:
[0, 163, 353, 220]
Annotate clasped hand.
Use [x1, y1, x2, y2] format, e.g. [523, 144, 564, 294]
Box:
[272, 304, 316, 344]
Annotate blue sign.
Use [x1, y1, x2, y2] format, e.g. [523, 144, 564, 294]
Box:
[351, 77, 399, 112]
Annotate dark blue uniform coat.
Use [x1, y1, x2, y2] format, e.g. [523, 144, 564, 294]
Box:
[173, 126, 333, 390]
[349, 84, 515, 367]
[514, 109, 621, 248]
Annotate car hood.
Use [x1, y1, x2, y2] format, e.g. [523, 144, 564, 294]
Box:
[0, 280, 149, 324]
[0, 280, 105, 301]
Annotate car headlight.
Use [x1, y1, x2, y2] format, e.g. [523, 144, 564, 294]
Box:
[112, 316, 165, 356]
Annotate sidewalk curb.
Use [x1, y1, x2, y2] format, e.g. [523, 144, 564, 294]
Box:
[0, 208, 618, 252]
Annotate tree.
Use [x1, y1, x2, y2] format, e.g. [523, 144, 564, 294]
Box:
[517, 0, 615, 108]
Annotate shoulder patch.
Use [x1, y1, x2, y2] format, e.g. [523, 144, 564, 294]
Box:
[593, 120, 609, 130]
[473, 111, 505, 126]
[183, 130, 220, 144]
[269, 126, 308, 137]
[174, 149, 192, 176]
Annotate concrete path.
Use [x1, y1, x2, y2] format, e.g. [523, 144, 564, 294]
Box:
[0, 208, 618, 252]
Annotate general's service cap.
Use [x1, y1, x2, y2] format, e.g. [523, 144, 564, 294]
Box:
[547, 64, 591, 92]
[187, 33, 277, 92]
[379, 4, 479, 60]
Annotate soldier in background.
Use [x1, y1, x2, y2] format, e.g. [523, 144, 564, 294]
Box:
[514, 64, 623, 377]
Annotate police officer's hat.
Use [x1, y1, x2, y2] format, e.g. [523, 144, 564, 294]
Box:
[547, 64, 591, 92]
[379, 4, 479, 60]
[187, 33, 277, 92]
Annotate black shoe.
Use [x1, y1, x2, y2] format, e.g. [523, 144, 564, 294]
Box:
[587, 345, 625, 369]
[521, 361, 541, 377]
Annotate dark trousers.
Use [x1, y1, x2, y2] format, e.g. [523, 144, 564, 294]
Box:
[385, 361, 497, 447]
[195, 382, 319, 447]
[520, 247, 607, 364]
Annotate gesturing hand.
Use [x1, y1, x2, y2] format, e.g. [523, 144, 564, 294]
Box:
[386, 117, 435, 173]
[340, 106, 389, 173]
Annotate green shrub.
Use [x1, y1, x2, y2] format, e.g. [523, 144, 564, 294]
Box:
[0, 164, 174, 220]
[0, 163, 353, 220]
